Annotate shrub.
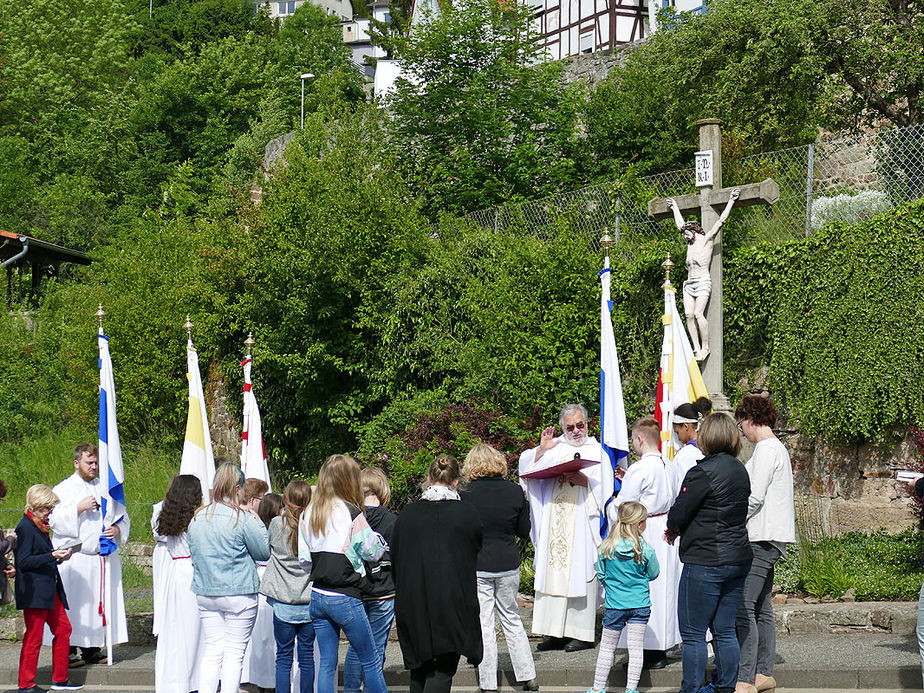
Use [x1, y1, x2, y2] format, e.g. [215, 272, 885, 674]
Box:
[810, 190, 892, 232]
[777, 529, 924, 600]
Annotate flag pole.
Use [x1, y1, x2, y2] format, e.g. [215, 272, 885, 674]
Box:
[660, 256, 675, 459]
[96, 305, 114, 667]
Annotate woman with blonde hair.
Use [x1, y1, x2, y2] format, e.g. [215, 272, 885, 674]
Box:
[188, 461, 270, 693]
[666, 413, 752, 693]
[298, 455, 388, 693]
[460, 444, 536, 693]
[392, 454, 483, 693]
[587, 500, 659, 693]
[261, 481, 314, 693]
[16, 484, 78, 692]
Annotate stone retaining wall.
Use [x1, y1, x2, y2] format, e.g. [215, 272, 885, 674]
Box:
[780, 430, 919, 535]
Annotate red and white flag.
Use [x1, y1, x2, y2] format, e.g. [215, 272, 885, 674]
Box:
[241, 356, 271, 489]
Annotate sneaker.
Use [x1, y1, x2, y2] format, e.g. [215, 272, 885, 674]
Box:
[625, 689, 640, 693]
[586, 688, 603, 693]
[522, 679, 539, 692]
[81, 651, 107, 666]
[51, 682, 84, 691]
[698, 683, 717, 693]
[19, 686, 46, 693]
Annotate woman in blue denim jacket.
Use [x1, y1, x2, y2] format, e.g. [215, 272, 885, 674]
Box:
[188, 461, 270, 693]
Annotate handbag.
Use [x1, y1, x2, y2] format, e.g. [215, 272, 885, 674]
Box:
[0, 573, 13, 605]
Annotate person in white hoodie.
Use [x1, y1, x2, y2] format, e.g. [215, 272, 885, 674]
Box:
[733, 395, 796, 693]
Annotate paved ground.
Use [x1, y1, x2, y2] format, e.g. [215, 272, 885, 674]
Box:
[0, 633, 919, 692]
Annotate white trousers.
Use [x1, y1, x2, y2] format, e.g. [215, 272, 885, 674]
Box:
[477, 572, 536, 689]
[532, 577, 598, 642]
[196, 594, 259, 693]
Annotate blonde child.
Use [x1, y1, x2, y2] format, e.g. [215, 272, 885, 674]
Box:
[588, 501, 660, 693]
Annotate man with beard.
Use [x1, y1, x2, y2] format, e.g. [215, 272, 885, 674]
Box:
[519, 404, 610, 653]
[49, 444, 130, 666]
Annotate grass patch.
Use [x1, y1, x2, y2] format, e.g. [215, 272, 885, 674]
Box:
[776, 529, 924, 601]
[0, 427, 181, 541]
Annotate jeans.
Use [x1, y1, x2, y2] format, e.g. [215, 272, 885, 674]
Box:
[310, 590, 388, 693]
[678, 562, 750, 693]
[344, 597, 395, 693]
[916, 577, 924, 690]
[736, 542, 781, 684]
[410, 652, 460, 693]
[275, 614, 316, 693]
[197, 593, 259, 693]
[476, 572, 536, 690]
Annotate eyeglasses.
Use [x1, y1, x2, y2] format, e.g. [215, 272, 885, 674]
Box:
[736, 421, 745, 434]
[565, 421, 586, 432]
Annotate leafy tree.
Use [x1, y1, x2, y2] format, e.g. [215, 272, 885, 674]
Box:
[133, 0, 274, 58]
[124, 3, 363, 213]
[236, 105, 430, 472]
[812, 0, 924, 128]
[585, 0, 924, 177]
[585, 0, 835, 175]
[388, 0, 584, 217]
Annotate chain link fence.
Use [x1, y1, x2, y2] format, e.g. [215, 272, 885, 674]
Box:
[459, 121, 924, 254]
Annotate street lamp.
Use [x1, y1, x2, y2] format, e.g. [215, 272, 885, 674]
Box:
[300, 72, 315, 129]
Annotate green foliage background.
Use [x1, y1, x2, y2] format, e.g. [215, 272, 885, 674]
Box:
[2, 0, 924, 516]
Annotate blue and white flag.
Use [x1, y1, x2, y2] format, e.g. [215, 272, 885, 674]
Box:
[98, 331, 126, 556]
[599, 255, 630, 538]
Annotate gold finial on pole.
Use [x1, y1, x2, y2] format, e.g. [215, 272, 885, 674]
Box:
[184, 315, 193, 338]
[600, 226, 616, 251]
[244, 332, 255, 357]
[661, 254, 675, 289]
[95, 304, 106, 332]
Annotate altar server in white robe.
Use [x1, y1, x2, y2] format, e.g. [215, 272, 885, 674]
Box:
[241, 480, 278, 690]
[150, 500, 168, 637]
[609, 417, 682, 669]
[669, 399, 711, 498]
[519, 403, 607, 653]
[152, 474, 204, 693]
[48, 443, 130, 662]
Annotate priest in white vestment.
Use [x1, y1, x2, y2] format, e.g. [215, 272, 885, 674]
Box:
[609, 417, 682, 669]
[48, 444, 130, 663]
[519, 403, 608, 652]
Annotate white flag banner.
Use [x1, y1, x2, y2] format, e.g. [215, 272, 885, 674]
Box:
[98, 333, 126, 529]
[241, 356, 271, 489]
[599, 255, 630, 537]
[180, 339, 214, 505]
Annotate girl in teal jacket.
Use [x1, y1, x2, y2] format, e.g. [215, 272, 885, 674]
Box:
[588, 501, 660, 693]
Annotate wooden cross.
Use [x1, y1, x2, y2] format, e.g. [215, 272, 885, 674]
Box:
[647, 119, 780, 410]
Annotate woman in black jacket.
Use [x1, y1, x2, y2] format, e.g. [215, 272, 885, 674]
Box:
[16, 484, 78, 693]
[460, 444, 537, 693]
[392, 454, 484, 693]
[666, 413, 752, 693]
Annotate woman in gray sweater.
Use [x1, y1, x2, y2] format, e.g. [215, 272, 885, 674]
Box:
[260, 481, 314, 693]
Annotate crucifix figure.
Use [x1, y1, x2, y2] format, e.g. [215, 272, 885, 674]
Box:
[648, 118, 780, 409]
[666, 187, 740, 362]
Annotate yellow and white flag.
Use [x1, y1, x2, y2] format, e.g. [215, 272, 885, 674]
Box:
[655, 284, 709, 461]
[180, 338, 214, 504]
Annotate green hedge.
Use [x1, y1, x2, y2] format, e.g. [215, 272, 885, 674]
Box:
[725, 199, 924, 441]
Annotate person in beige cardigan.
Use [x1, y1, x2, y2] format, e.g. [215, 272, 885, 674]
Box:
[734, 396, 796, 693]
